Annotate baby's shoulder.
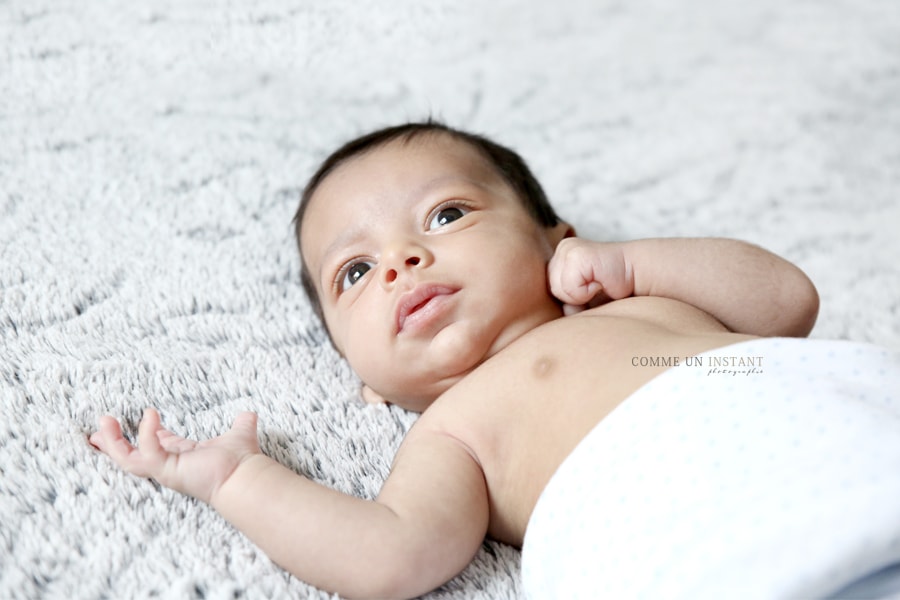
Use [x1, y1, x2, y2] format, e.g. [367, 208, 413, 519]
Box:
[580, 296, 725, 330]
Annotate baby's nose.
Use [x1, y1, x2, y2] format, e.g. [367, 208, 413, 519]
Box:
[384, 256, 421, 284]
[380, 242, 431, 287]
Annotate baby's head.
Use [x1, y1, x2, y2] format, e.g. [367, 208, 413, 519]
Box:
[295, 122, 562, 322]
[294, 121, 571, 410]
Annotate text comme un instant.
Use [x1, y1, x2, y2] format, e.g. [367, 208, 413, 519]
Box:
[631, 355, 764, 368]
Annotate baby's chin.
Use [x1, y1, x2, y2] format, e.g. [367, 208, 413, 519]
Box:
[429, 319, 500, 375]
[369, 318, 527, 411]
[377, 325, 493, 411]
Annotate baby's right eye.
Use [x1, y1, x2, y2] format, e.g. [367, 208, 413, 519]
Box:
[338, 261, 374, 292]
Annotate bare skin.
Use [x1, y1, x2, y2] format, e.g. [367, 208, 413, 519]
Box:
[90, 134, 819, 599]
[405, 296, 756, 547]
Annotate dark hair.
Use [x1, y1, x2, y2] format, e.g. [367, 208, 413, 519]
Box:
[292, 120, 561, 329]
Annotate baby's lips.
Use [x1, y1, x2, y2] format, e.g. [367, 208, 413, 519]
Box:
[394, 283, 458, 334]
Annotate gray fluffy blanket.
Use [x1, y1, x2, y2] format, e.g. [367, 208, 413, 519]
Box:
[2, 1, 899, 598]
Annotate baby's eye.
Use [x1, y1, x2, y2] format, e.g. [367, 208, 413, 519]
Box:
[427, 204, 470, 230]
[339, 261, 374, 292]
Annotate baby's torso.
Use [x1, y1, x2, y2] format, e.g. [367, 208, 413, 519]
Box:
[410, 296, 757, 546]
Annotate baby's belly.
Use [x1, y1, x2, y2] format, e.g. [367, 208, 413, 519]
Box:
[457, 300, 757, 546]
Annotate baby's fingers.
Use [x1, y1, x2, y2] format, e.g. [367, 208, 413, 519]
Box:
[223, 411, 261, 453]
[137, 408, 164, 454]
[157, 429, 197, 454]
[552, 263, 602, 306]
[89, 415, 131, 457]
[90, 410, 167, 478]
[90, 416, 147, 474]
[230, 412, 258, 436]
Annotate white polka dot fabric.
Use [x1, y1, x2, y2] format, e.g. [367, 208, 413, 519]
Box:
[522, 338, 900, 599]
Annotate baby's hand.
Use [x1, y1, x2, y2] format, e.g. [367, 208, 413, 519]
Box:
[548, 238, 634, 315]
[89, 408, 261, 505]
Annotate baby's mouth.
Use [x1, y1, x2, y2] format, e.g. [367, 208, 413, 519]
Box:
[395, 284, 459, 334]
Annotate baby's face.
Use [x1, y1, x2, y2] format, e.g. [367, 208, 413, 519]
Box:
[301, 135, 565, 411]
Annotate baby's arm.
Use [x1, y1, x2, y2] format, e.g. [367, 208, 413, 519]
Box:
[549, 237, 819, 337]
[90, 410, 488, 600]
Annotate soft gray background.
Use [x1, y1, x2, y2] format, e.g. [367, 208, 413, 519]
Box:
[2, 1, 899, 598]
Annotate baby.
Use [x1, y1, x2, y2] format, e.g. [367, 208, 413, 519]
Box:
[91, 122, 900, 599]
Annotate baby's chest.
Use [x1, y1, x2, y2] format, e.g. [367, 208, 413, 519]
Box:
[432, 325, 663, 540]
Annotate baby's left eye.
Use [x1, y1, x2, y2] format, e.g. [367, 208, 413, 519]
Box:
[428, 205, 470, 230]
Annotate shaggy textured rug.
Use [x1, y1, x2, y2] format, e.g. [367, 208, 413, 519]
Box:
[2, 1, 899, 598]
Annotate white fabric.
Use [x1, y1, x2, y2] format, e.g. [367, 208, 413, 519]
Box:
[523, 338, 900, 599]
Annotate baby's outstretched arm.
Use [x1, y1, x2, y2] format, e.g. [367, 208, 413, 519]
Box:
[549, 237, 819, 336]
[90, 411, 489, 600]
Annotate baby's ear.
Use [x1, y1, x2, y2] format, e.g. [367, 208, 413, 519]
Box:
[361, 385, 389, 405]
[549, 221, 576, 246]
